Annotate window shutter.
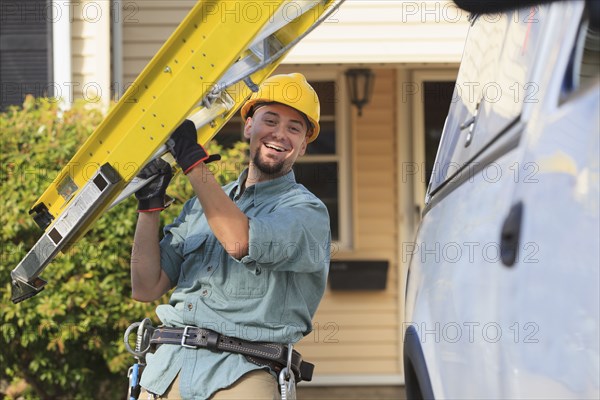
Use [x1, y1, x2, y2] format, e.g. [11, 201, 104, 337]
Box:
[0, 0, 52, 109]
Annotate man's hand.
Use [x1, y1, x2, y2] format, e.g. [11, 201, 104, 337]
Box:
[169, 119, 221, 174]
[135, 158, 173, 212]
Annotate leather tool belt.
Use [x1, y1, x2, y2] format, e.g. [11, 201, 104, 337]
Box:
[150, 326, 314, 382]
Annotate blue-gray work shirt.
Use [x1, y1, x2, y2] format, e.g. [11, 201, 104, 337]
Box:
[139, 169, 331, 399]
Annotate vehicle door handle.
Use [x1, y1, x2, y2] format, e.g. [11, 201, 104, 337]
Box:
[462, 100, 482, 147]
[460, 116, 476, 130]
[500, 202, 524, 267]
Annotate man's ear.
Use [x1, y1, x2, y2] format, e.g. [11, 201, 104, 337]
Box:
[299, 137, 308, 156]
[243, 117, 252, 139]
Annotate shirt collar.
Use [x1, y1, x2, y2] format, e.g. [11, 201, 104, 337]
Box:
[230, 168, 297, 204]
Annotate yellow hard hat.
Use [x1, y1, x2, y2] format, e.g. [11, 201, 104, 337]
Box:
[241, 73, 321, 143]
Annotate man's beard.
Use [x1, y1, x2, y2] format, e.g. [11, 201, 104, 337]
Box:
[252, 151, 286, 178]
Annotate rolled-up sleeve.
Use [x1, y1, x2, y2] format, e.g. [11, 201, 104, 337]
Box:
[239, 198, 331, 273]
[159, 199, 195, 286]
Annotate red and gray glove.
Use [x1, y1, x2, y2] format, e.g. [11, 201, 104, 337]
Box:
[135, 158, 173, 212]
[168, 119, 221, 174]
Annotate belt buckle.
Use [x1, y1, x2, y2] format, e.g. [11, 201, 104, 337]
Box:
[181, 326, 197, 349]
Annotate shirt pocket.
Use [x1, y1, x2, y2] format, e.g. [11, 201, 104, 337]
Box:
[224, 263, 269, 299]
[180, 233, 208, 282]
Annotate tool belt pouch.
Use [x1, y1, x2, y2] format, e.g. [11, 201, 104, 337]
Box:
[149, 326, 314, 382]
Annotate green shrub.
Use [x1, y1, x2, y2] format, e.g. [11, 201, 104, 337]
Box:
[0, 96, 248, 399]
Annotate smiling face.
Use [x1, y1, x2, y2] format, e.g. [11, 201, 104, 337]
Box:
[243, 103, 309, 183]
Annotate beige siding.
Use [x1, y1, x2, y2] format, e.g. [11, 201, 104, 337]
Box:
[285, 1, 469, 63]
[355, 70, 398, 254]
[71, 0, 111, 107]
[121, 1, 194, 85]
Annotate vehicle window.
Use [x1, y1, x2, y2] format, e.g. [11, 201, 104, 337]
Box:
[428, 6, 548, 195]
[423, 82, 456, 188]
[560, 2, 600, 102]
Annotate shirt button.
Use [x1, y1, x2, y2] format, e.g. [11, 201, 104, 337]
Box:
[187, 303, 193, 310]
[255, 267, 262, 275]
[202, 289, 208, 297]
[207, 266, 212, 272]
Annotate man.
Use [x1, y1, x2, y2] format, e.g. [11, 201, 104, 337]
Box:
[130, 73, 331, 399]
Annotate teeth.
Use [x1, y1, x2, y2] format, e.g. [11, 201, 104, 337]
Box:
[265, 143, 285, 152]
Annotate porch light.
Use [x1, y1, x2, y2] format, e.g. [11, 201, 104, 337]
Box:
[345, 68, 375, 117]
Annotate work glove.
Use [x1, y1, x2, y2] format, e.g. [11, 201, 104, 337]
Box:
[135, 158, 173, 212]
[168, 119, 221, 174]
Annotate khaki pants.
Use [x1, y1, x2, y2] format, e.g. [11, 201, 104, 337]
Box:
[138, 370, 280, 400]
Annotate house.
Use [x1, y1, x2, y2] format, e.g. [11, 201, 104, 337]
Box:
[0, 0, 469, 386]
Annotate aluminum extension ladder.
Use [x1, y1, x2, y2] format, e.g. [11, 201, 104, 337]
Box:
[10, 0, 344, 303]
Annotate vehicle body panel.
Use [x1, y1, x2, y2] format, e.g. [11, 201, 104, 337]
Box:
[405, 1, 599, 398]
